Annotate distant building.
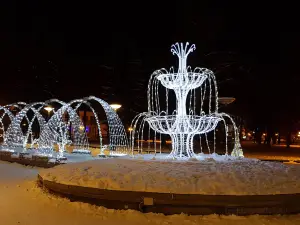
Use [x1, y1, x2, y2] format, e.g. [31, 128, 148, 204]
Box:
[77, 111, 108, 141]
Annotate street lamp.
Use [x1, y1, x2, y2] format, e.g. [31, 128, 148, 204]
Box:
[110, 104, 122, 112]
[218, 97, 236, 106]
[128, 127, 133, 143]
[44, 106, 54, 112]
[79, 125, 85, 131]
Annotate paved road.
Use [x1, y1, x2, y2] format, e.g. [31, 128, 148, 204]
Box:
[242, 141, 300, 160]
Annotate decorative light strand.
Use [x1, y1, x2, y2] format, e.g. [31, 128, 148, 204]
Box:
[130, 42, 244, 159]
[1, 96, 128, 158]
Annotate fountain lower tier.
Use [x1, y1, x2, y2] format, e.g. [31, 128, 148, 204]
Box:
[146, 115, 222, 134]
[156, 72, 208, 90]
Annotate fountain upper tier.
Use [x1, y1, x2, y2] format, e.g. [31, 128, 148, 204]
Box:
[155, 42, 214, 91]
[157, 68, 213, 90]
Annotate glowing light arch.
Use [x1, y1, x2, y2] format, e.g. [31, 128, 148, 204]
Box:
[38, 102, 88, 157]
[0, 106, 15, 145]
[5, 102, 45, 148]
[86, 96, 128, 153]
[39, 96, 129, 155]
[5, 99, 66, 149]
[1, 96, 129, 157]
[67, 98, 103, 151]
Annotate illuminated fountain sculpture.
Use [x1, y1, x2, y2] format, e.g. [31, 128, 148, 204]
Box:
[130, 43, 243, 159]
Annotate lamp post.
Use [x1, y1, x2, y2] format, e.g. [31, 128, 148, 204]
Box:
[128, 127, 133, 137]
[128, 127, 133, 149]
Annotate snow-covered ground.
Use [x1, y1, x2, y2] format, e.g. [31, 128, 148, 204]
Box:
[40, 156, 300, 195]
[1, 161, 300, 224]
[247, 154, 300, 161]
[0, 145, 99, 163]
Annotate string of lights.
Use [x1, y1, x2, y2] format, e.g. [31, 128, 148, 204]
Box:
[0, 96, 128, 158]
[130, 42, 244, 159]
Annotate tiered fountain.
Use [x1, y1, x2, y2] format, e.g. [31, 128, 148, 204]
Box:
[130, 42, 243, 159]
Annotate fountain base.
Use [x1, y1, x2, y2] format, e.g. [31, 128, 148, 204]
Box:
[169, 133, 195, 158]
[38, 157, 300, 215]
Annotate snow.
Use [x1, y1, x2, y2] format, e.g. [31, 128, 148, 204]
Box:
[1, 161, 300, 224]
[72, 149, 91, 154]
[0, 148, 15, 152]
[0, 146, 99, 164]
[40, 156, 300, 195]
[247, 154, 300, 162]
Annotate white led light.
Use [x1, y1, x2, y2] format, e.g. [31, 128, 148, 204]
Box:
[0, 97, 129, 158]
[130, 42, 244, 159]
[110, 104, 122, 111]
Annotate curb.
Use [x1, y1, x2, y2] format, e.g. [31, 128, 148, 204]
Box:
[37, 174, 300, 215]
[0, 151, 62, 168]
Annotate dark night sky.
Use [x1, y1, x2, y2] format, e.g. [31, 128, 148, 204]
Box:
[0, 2, 299, 129]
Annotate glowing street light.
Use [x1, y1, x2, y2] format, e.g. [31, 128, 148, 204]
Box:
[44, 106, 54, 112]
[218, 97, 236, 106]
[44, 106, 54, 119]
[128, 127, 133, 132]
[110, 104, 121, 112]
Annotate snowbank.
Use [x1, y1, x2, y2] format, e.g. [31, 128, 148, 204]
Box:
[40, 157, 300, 195]
[1, 161, 300, 224]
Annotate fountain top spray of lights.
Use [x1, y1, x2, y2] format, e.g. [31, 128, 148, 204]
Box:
[131, 42, 245, 159]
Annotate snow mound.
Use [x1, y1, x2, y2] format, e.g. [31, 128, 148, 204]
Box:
[72, 149, 91, 154]
[40, 157, 300, 195]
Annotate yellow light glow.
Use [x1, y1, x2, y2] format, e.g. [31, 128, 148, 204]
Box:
[44, 106, 53, 112]
[110, 104, 121, 110]
[79, 125, 85, 130]
[128, 127, 133, 131]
